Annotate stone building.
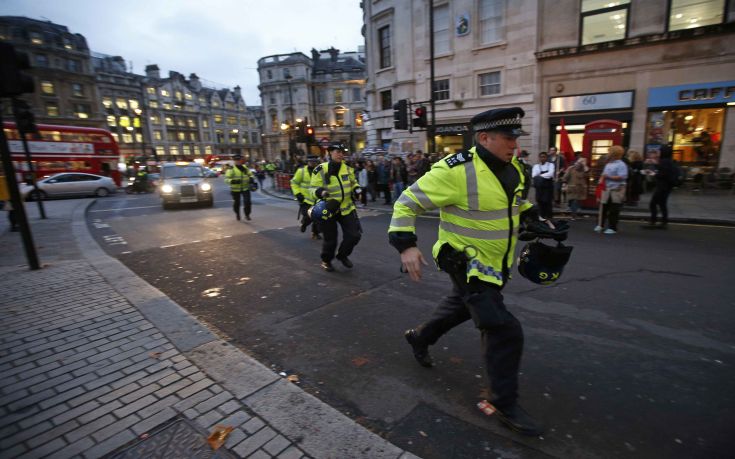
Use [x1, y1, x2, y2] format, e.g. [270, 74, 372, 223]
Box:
[257, 47, 366, 164]
[0, 16, 102, 128]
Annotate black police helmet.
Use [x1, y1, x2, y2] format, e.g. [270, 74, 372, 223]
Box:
[517, 241, 573, 285]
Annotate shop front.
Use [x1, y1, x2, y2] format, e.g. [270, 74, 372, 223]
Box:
[646, 81, 733, 168]
[435, 123, 471, 157]
[548, 91, 634, 153]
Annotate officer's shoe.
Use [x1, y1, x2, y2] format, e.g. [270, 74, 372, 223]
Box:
[311, 233, 321, 240]
[495, 403, 544, 436]
[404, 329, 433, 368]
[300, 222, 308, 233]
[236, 213, 241, 221]
[321, 261, 335, 272]
[336, 256, 353, 268]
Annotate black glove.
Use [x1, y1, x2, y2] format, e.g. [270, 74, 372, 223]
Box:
[296, 193, 304, 203]
[519, 219, 569, 241]
[325, 199, 340, 213]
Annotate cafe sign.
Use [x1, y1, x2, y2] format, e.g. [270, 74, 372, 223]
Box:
[648, 80, 735, 108]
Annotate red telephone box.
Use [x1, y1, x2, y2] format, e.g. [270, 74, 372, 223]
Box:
[581, 120, 624, 208]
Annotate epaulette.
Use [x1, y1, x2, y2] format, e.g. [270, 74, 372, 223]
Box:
[313, 164, 324, 173]
[444, 151, 473, 168]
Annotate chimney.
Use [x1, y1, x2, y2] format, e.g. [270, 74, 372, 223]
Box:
[145, 64, 160, 79]
[189, 73, 201, 91]
[233, 85, 242, 99]
[328, 47, 339, 62]
[311, 48, 320, 61]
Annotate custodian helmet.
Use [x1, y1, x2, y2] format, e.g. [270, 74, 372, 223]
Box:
[308, 199, 338, 222]
[518, 241, 573, 285]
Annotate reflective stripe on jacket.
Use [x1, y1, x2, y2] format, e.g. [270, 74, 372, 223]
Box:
[290, 166, 315, 205]
[388, 146, 533, 286]
[225, 165, 253, 192]
[309, 161, 359, 215]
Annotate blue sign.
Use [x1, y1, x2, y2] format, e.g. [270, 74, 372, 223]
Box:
[648, 80, 735, 108]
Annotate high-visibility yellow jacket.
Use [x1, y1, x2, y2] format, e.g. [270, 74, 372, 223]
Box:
[309, 161, 359, 215]
[225, 165, 254, 192]
[290, 165, 316, 205]
[388, 146, 533, 287]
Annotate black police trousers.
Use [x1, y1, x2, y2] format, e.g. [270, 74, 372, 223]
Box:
[231, 190, 251, 218]
[319, 210, 361, 262]
[414, 271, 524, 409]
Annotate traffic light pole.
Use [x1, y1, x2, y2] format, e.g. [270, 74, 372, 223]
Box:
[428, 1, 437, 155]
[0, 106, 41, 270]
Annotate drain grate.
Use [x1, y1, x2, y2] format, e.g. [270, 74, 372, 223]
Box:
[107, 417, 236, 459]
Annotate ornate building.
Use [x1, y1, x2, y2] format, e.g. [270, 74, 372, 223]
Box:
[0, 16, 103, 128]
[257, 47, 366, 164]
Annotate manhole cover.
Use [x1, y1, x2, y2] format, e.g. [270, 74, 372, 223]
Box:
[108, 417, 236, 459]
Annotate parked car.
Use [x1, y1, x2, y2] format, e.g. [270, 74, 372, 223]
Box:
[21, 172, 117, 201]
[202, 167, 219, 178]
[158, 162, 213, 209]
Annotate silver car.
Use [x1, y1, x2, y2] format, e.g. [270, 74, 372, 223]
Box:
[158, 163, 213, 209]
[21, 172, 117, 200]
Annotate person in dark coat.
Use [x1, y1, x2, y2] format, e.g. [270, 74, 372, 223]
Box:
[643, 145, 676, 229]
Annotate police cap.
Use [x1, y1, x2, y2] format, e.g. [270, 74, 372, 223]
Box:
[233, 153, 243, 160]
[470, 107, 528, 137]
[327, 142, 344, 151]
[306, 155, 319, 162]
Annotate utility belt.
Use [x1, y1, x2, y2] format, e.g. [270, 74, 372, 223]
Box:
[437, 243, 511, 330]
[229, 179, 243, 185]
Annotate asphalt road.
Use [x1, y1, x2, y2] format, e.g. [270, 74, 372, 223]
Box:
[87, 179, 735, 459]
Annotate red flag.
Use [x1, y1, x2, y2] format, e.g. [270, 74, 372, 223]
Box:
[559, 118, 576, 165]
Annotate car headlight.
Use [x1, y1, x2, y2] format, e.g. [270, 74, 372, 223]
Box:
[200, 182, 211, 191]
[161, 184, 173, 193]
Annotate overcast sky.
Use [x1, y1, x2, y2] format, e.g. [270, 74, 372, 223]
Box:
[0, 0, 365, 105]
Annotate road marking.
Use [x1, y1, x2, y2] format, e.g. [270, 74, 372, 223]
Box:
[103, 235, 127, 246]
[90, 205, 160, 212]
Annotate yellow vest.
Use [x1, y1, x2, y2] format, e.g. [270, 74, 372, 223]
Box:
[309, 161, 359, 215]
[388, 146, 533, 286]
[290, 166, 316, 205]
[225, 165, 253, 192]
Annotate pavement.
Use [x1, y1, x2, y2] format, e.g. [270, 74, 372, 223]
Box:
[262, 180, 735, 226]
[0, 198, 420, 459]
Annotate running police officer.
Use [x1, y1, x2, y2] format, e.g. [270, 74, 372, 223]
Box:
[389, 107, 567, 436]
[310, 142, 362, 272]
[225, 154, 254, 221]
[291, 155, 321, 239]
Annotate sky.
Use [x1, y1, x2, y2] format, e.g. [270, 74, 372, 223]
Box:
[0, 0, 365, 106]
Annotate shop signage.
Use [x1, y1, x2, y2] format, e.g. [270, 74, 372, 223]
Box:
[648, 80, 735, 107]
[435, 124, 470, 134]
[550, 91, 634, 113]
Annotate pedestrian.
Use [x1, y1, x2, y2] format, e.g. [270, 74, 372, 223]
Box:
[626, 149, 644, 205]
[357, 160, 369, 207]
[255, 166, 266, 189]
[366, 160, 378, 203]
[406, 153, 419, 185]
[390, 106, 558, 437]
[290, 155, 321, 239]
[415, 150, 431, 179]
[547, 146, 565, 205]
[310, 142, 363, 272]
[643, 144, 675, 229]
[376, 155, 391, 204]
[390, 156, 407, 203]
[225, 154, 255, 221]
[562, 152, 589, 220]
[532, 152, 555, 219]
[595, 145, 628, 234]
[0, 174, 18, 232]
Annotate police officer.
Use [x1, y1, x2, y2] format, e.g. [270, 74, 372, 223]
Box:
[290, 155, 321, 239]
[310, 142, 362, 272]
[134, 166, 149, 193]
[389, 107, 560, 436]
[225, 154, 254, 221]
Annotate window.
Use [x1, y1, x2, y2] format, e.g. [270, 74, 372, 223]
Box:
[182, 145, 191, 156]
[669, 0, 725, 31]
[479, 71, 501, 96]
[190, 132, 198, 141]
[267, 69, 273, 79]
[216, 130, 225, 143]
[355, 112, 363, 127]
[170, 146, 179, 156]
[269, 93, 276, 104]
[147, 87, 156, 95]
[30, 31, 43, 45]
[150, 115, 160, 124]
[378, 26, 391, 69]
[581, 0, 630, 45]
[67, 59, 80, 72]
[212, 99, 220, 108]
[116, 98, 128, 110]
[34, 54, 48, 67]
[283, 68, 291, 79]
[479, 0, 506, 44]
[270, 113, 278, 132]
[198, 96, 206, 105]
[229, 133, 238, 144]
[380, 90, 392, 110]
[352, 88, 361, 102]
[334, 89, 343, 103]
[122, 133, 133, 144]
[155, 146, 165, 157]
[175, 91, 183, 100]
[119, 116, 130, 127]
[317, 112, 327, 125]
[154, 130, 163, 141]
[185, 92, 192, 100]
[74, 104, 90, 119]
[161, 89, 170, 97]
[165, 116, 174, 126]
[71, 83, 83, 97]
[106, 115, 116, 127]
[45, 102, 59, 117]
[202, 119, 209, 128]
[433, 79, 450, 101]
[227, 116, 236, 125]
[129, 100, 139, 110]
[162, 103, 172, 110]
[149, 100, 159, 108]
[177, 132, 186, 141]
[187, 118, 196, 128]
[102, 97, 113, 110]
[214, 114, 223, 124]
[433, 4, 450, 55]
[41, 81, 55, 95]
[316, 90, 325, 104]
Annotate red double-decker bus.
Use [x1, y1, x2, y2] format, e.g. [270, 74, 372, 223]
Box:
[3, 122, 123, 186]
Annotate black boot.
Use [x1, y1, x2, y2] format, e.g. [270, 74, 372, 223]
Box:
[320, 261, 335, 272]
[336, 255, 353, 268]
[404, 329, 433, 368]
[236, 213, 241, 221]
[495, 403, 544, 436]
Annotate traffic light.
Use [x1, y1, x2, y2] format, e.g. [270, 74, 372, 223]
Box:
[0, 43, 35, 97]
[11, 99, 38, 136]
[413, 106, 428, 128]
[305, 125, 315, 144]
[296, 120, 306, 142]
[393, 99, 408, 130]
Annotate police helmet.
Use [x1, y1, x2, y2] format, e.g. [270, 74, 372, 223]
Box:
[517, 241, 573, 285]
[308, 199, 338, 222]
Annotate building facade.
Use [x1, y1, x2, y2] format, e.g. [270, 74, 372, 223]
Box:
[0, 16, 103, 128]
[257, 47, 366, 164]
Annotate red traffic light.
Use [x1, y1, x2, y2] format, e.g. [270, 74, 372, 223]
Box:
[415, 107, 426, 117]
[306, 126, 314, 135]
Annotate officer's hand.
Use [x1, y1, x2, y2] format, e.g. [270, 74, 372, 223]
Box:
[400, 247, 429, 282]
[296, 193, 304, 203]
[354, 187, 362, 195]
